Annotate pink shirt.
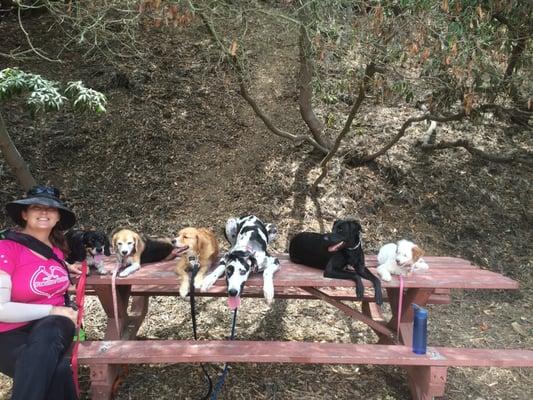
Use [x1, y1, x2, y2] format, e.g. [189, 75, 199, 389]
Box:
[0, 239, 69, 332]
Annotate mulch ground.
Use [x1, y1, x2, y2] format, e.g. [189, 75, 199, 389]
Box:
[0, 5, 531, 399]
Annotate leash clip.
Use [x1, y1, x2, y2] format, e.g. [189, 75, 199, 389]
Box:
[188, 255, 200, 275]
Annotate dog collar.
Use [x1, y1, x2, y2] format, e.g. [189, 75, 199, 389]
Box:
[347, 240, 361, 250]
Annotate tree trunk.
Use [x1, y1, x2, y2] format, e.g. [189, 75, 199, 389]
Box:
[0, 111, 36, 191]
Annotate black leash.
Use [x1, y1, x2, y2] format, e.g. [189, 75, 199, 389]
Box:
[210, 308, 237, 400]
[188, 256, 213, 400]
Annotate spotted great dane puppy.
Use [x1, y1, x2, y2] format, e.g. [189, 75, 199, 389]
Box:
[201, 215, 280, 309]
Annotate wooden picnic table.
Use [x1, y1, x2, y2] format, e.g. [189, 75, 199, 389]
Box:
[78, 253, 529, 400]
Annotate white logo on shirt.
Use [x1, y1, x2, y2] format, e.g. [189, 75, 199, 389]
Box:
[30, 265, 69, 298]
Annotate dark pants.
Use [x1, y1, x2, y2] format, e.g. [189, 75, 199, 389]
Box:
[0, 315, 78, 400]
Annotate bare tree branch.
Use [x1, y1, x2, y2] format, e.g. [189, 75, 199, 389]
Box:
[239, 82, 327, 151]
[16, 5, 61, 63]
[352, 111, 467, 165]
[311, 62, 377, 190]
[420, 139, 533, 166]
[298, 24, 328, 149]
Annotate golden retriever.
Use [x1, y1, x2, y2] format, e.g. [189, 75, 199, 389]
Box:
[172, 227, 219, 297]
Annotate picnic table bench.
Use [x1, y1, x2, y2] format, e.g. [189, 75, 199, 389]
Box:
[77, 254, 532, 400]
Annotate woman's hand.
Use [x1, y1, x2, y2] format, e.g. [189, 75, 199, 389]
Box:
[50, 306, 78, 325]
[66, 262, 82, 276]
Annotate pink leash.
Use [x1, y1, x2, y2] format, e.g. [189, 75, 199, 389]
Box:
[71, 260, 88, 397]
[396, 274, 404, 339]
[111, 263, 121, 338]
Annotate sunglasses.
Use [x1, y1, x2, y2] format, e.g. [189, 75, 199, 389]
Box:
[28, 185, 60, 198]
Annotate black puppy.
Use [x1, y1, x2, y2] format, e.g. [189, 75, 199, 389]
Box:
[66, 229, 111, 275]
[289, 219, 383, 305]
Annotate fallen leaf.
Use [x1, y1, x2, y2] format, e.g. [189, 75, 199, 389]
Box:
[511, 322, 527, 336]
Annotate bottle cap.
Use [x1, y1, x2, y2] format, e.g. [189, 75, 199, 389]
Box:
[412, 303, 428, 317]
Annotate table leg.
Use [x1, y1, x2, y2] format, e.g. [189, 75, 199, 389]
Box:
[129, 296, 149, 337]
[88, 364, 120, 400]
[407, 365, 448, 399]
[94, 285, 132, 340]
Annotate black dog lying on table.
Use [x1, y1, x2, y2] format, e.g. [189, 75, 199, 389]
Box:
[289, 219, 383, 305]
[66, 229, 111, 275]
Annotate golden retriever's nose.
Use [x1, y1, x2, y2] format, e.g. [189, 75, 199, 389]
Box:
[171, 238, 177, 245]
[121, 250, 128, 255]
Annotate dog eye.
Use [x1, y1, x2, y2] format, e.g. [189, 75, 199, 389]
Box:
[240, 269, 247, 276]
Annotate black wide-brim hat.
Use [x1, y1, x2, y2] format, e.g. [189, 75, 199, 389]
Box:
[5, 186, 76, 231]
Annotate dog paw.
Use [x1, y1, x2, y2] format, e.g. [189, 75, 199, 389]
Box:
[377, 270, 392, 281]
[413, 261, 429, 271]
[193, 276, 204, 289]
[179, 285, 189, 298]
[201, 275, 217, 292]
[118, 265, 139, 277]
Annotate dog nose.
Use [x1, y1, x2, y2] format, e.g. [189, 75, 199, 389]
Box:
[171, 239, 177, 245]
[96, 247, 103, 254]
[121, 250, 128, 255]
[228, 289, 238, 297]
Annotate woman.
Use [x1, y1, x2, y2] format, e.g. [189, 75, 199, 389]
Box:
[0, 185, 82, 400]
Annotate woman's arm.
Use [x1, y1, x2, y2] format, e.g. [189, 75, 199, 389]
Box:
[0, 270, 53, 323]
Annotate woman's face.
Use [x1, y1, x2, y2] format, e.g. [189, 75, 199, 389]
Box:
[21, 204, 60, 231]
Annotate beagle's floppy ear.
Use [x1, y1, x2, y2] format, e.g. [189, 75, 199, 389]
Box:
[111, 232, 120, 252]
[133, 232, 145, 255]
[412, 245, 424, 262]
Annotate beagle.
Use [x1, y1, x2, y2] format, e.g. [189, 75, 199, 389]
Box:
[111, 229, 179, 277]
[172, 227, 219, 298]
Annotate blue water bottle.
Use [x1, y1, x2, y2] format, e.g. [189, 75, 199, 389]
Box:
[412, 304, 428, 354]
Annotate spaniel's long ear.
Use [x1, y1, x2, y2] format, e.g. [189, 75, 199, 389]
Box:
[412, 245, 424, 262]
[104, 235, 111, 256]
[67, 232, 86, 262]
